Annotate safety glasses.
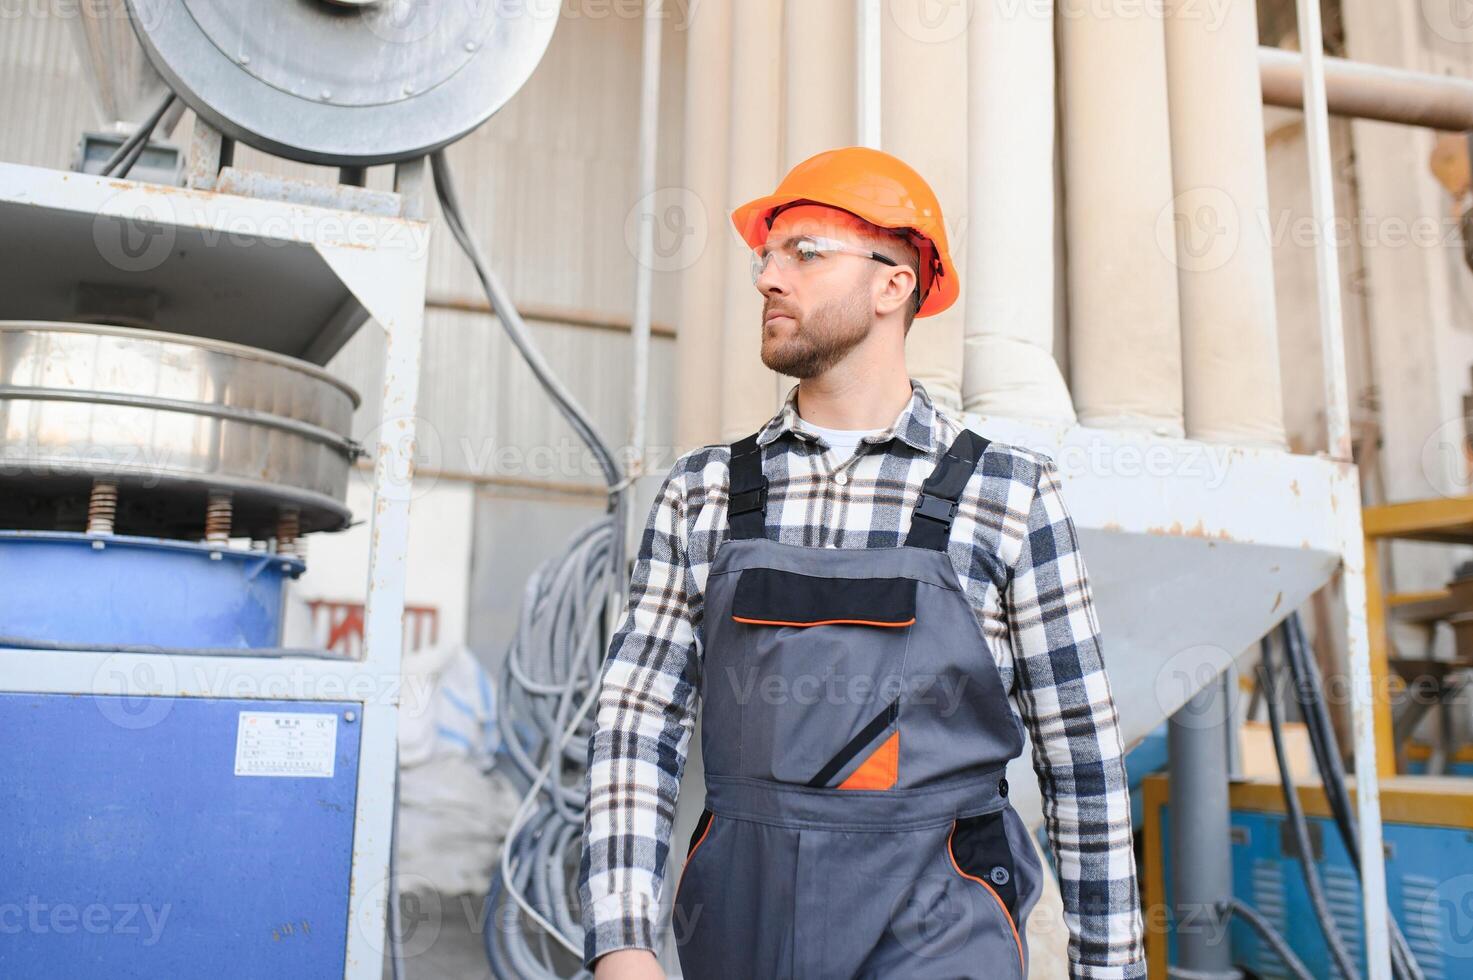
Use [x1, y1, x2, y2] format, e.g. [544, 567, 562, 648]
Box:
[750, 234, 900, 284]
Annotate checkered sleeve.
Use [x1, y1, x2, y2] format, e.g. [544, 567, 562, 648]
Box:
[577, 459, 701, 971]
[1007, 456, 1146, 979]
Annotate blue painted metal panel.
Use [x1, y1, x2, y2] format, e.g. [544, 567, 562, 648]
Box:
[0, 532, 303, 649]
[1125, 724, 1170, 835]
[0, 693, 362, 979]
[1156, 792, 1473, 978]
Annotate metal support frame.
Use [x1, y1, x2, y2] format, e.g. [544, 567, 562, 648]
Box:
[1293, 0, 1391, 972]
[0, 162, 430, 980]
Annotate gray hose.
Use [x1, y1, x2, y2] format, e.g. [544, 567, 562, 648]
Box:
[1219, 898, 1315, 980]
[1258, 642, 1361, 980]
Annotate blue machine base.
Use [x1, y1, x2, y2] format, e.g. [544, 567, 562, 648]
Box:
[0, 693, 362, 979]
[0, 531, 303, 649]
[1155, 788, 1470, 978]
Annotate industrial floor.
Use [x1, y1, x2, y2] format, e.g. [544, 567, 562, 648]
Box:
[379, 892, 493, 980]
[378, 890, 590, 979]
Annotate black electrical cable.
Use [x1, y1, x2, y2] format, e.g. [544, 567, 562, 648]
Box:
[1218, 898, 1315, 980]
[1258, 640, 1362, 980]
[1282, 615, 1425, 980]
[388, 751, 406, 980]
[428, 151, 625, 502]
[100, 92, 177, 179]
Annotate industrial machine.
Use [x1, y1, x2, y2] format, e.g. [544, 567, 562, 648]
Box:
[1143, 773, 1473, 979]
[0, 1, 557, 976]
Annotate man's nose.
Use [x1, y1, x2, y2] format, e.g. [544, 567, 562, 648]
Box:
[755, 254, 789, 295]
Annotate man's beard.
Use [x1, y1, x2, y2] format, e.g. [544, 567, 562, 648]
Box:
[760, 283, 874, 378]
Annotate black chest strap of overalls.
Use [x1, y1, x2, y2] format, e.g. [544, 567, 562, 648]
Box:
[726, 428, 989, 546]
[904, 428, 990, 551]
[727, 432, 768, 540]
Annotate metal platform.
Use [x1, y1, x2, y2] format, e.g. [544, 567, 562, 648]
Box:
[0, 162, 427, 363]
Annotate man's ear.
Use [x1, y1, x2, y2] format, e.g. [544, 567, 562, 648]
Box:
[874, 265, 918, 319]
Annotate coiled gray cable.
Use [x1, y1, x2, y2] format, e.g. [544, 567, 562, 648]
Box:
[483, 516, 615, 978]
[430, 148, 632, 978]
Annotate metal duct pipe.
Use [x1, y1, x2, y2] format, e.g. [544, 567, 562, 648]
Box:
[1261, 46, 1473, 132]
[674, 0, 733, 453]
[785, 0, 856, 165]
[963, 0, 1076, 424]
[1059, 0, 1185, 437]
[720, 0, 785, 442]
[1165, 0, 1287, 448]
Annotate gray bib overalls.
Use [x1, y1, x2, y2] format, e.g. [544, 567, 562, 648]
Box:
[672, 428, 1046, 979]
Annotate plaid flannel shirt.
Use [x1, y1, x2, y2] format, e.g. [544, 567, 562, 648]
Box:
[578, 378, 1146, 978]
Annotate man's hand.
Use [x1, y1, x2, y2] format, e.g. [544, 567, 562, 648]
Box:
[592, 948, 665, 980]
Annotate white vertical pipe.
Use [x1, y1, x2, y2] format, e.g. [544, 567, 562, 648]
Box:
[628, 0, 662, 481]
[1058, 0, 1184, 437]
[882, 0, 967, 413]
[856, 0, 881, 148]
[1297, 0, 1390, 974]
[964, 0, 1075, 423]
[674, 0, 732, 452]
[1164, 0, 1286, 448]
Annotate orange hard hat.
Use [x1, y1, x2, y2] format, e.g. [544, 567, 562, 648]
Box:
[730, 146, 958, 318]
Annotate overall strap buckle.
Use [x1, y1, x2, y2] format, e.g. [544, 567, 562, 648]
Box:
[904, 428, 990, 551]
[912, 491, 957, 526]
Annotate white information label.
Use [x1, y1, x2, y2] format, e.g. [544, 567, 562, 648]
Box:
[234, 711, 338, 778]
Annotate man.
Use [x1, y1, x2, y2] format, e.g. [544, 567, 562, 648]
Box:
[579, 146, 1146, 978]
